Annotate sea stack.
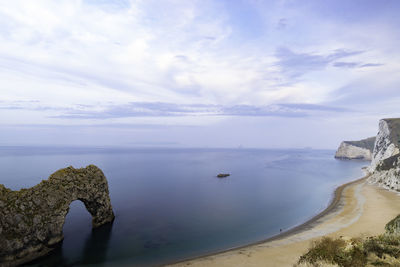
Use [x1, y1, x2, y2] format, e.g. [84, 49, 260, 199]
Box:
[334, 137, 375, 160]
[0, 165, 115, 266]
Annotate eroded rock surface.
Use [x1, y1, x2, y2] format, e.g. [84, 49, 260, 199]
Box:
[368, 118, 400, 191]
[369, 118, 400, 171]
[0, 165, 114, 266]
[369, 153, 400, 192]
[334, 137, 375, 160]
[385, 214, 400, 235]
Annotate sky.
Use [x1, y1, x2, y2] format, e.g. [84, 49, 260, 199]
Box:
[1, 0, 400, 149]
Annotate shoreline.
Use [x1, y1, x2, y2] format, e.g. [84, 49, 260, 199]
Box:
[167, 174, 370, 266]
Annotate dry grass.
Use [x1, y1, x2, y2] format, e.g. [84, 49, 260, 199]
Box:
[298, 234, 400, 267]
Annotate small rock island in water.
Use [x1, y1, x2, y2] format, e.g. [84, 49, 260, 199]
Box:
[217, 173, 230, 178]
[0, 165, 115, 266]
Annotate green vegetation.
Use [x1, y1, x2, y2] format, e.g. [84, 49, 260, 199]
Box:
[297, 237, 366, 267]
[297, 215, 400, 266]
[384, 118, 400, 146]
[344, 137, 376, 152]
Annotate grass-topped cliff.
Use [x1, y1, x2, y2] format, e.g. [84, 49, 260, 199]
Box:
[335, 137, 376, 160]
[343, 137, 376, 152]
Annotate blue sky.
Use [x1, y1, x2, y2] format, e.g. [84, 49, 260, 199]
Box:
[0, 0, 399, 148]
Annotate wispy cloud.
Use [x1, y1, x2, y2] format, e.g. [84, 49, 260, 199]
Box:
[275, 47, 364, 79]
[42, 102, 350, 119]
[359, 63, 384, 68]
[277, 103, 349, 112]
[333, 61, 384, 68]
[333, 62, 360, 68]
[1, 122, 198, 130]
[276, 18, 287, 30]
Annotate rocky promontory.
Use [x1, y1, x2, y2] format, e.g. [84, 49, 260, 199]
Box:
[0, 165, 115, 266]
[369, 118, 400, 171]
[334, 118, 400, 190]
[334, 137, 375, 160]
[351, 118, 400, 191]
[367, 118, 400, 190]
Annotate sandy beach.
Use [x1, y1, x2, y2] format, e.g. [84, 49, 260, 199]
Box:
[169, 176, 400, 267]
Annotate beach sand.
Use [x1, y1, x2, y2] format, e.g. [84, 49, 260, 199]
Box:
[169, 177, 400, 267]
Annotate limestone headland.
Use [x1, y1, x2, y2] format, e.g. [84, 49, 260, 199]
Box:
[334, 136, 375, 160]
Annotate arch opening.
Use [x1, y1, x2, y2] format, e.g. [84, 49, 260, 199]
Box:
[62, 200, 93, 262]
[63, 200, 92, 237]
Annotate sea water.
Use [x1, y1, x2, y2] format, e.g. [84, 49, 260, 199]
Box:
[0, 147, 366, 266]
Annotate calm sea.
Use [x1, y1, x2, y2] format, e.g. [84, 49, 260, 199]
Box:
[0, 147, 366, 266]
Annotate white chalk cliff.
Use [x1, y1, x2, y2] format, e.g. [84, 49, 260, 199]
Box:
[367, 118, 400, 190]
[334, 137, 375, 160]
[369, 119, 400, 171]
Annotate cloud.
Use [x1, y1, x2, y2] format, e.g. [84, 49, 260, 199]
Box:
[83, 0, 131, 11]
[34, 101, 350, 119]
[0, 0, 399, 148]
[0, 100, 72, 112]
[275, 47, 364, 79]
[328, 49, 364, 60]
[333, 62, 360, 68]
[359, 63, 384, 68]
[333, 61, 384, 68]
[1, 122, 198, 130]
[277, 103, 350, 112]
[328, 76, 400, 107]
[276, 18, 287, 30]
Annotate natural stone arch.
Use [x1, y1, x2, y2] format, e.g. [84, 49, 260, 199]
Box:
[0, 165, 115, 266]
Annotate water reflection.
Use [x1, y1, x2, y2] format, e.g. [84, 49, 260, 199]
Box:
[28, 208, 114, 266]
[81, 222, 114, 265]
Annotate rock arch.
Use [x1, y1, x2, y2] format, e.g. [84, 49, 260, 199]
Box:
[0, 165, 115, 266]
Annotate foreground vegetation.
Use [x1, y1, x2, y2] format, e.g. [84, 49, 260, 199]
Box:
[296, 215, 400, 267]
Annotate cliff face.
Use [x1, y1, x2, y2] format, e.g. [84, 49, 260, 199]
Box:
[368, 154, 400, 191]
[0, 165, 115, 266]
[369, 119, 400, 171]
[368, 118, 400, 190]
[334, 137, 375, 160]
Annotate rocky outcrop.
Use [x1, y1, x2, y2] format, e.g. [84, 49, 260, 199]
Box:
[368, 154, 400, 191]
[0, 165, 115, 266]
[385, 214, 400, 235]
[368, 118, 400, 190]
[334, 137, 375, 160]
[369, 118, 400, 171]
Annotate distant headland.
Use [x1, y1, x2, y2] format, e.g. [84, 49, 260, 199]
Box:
[334, 136, 375, 160]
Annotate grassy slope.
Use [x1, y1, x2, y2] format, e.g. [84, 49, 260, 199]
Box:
[297, 215, 400, 267]
[344, 137, 376, 152]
